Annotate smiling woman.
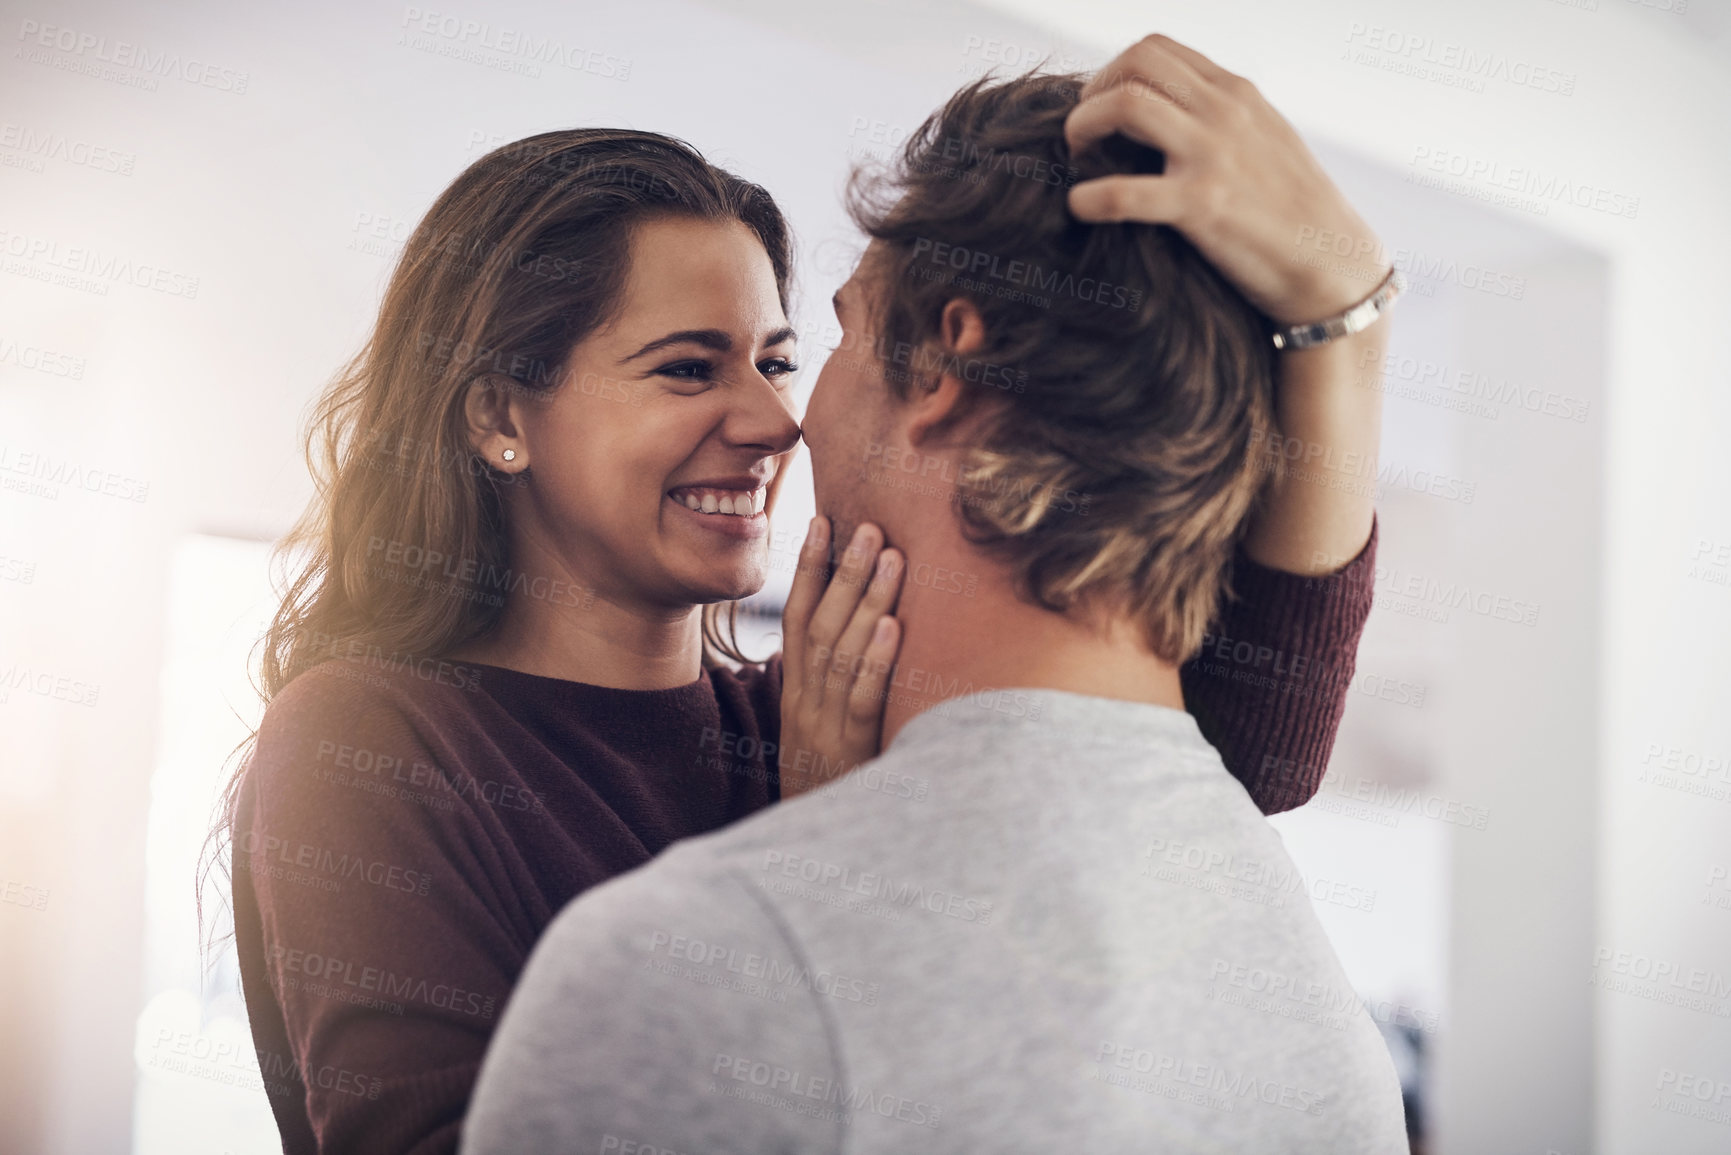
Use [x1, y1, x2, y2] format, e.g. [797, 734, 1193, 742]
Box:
[446, 215, 802, 664]
[253, 131, 804, 684]
[208, 129, 917, 1155]
[207, 118, 1382, 1155]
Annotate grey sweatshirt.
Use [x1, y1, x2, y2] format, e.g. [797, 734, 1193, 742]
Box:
[461, 688, 1409, 1154]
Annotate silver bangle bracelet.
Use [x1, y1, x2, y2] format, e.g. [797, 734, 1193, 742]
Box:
[1270, 266, 1406, 351]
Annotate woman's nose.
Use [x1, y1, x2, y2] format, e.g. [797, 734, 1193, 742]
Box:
[733, 372, 802, 455]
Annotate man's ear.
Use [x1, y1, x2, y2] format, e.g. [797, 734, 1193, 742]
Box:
[463, 374, 530, 471]
[939, 296, 986, 356]
[907, 297, 988, 447]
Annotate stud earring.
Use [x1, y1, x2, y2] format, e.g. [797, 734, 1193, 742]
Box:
[502, 449, 517, 462]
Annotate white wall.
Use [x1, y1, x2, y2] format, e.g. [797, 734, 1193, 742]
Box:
[0, 0, 1725, 1152]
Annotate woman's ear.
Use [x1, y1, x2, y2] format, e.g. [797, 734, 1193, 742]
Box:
[463, 374, 530, 472]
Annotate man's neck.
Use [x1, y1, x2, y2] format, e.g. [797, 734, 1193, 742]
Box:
[881, 546, 1186, 750]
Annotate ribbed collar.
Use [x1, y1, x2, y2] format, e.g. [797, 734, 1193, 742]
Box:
[886, 687, 1211, 760]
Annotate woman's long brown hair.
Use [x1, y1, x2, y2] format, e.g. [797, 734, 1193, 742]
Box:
[199, 129, 794, 957]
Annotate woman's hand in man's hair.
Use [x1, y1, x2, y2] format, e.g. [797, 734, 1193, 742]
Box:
[1064, 33, 1387, 327]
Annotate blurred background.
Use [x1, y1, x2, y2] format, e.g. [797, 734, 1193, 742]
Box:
[1, 0, 1727, 1151]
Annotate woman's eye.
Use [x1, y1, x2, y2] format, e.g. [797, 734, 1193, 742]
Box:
[653, 357, 797, 389]
[656, 360, 713, 382]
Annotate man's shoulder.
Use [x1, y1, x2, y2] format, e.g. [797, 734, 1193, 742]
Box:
[671, 691, 1263, 878]
[466, 837, 842, 1154]
[526, 825, 827, 1010]
[665, 761, 905, 887]
[541, 834, 776, 948]
[520, 795, 892, 1019]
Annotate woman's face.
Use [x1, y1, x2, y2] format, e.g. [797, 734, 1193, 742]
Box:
[508, 215, 801, 610]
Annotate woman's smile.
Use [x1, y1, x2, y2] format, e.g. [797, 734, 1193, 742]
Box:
[664, 473, 773, 538]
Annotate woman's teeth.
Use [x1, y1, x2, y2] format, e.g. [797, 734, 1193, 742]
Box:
[672, 487, 765, 517]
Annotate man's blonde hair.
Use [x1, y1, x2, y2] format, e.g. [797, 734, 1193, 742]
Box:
[847, 71, 1280, 663]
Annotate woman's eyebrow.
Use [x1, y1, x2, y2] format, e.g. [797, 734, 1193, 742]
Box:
[622, 325, 799, 361]
[623, 329, 732, 361]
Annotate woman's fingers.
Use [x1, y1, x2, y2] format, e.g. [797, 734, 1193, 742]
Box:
[781, 516, 831, 694]
[776, 526, 903, 798]
[1079, 35, 1214, 113]
[1063, 69, 1200, 227]
[820, 550, 901, 787]
[1067, 173, 1187, 225]
[1140, 33, 1236, 87]
[803, 523, 883, 701]
[1064, 31, 1382, 324]
[829, 548, 903, 695]
[845, 615, 901, 739]
[1064, 76, 1198, 159]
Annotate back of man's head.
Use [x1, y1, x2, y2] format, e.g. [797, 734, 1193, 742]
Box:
[847, 70, 1277, 664]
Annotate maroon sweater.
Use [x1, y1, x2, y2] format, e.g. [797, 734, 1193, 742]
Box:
[232, 519, 1376, 1154]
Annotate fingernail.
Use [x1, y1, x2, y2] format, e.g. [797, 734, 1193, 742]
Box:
[809, 516, 827, 545]
[873, 617, 895, 645]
